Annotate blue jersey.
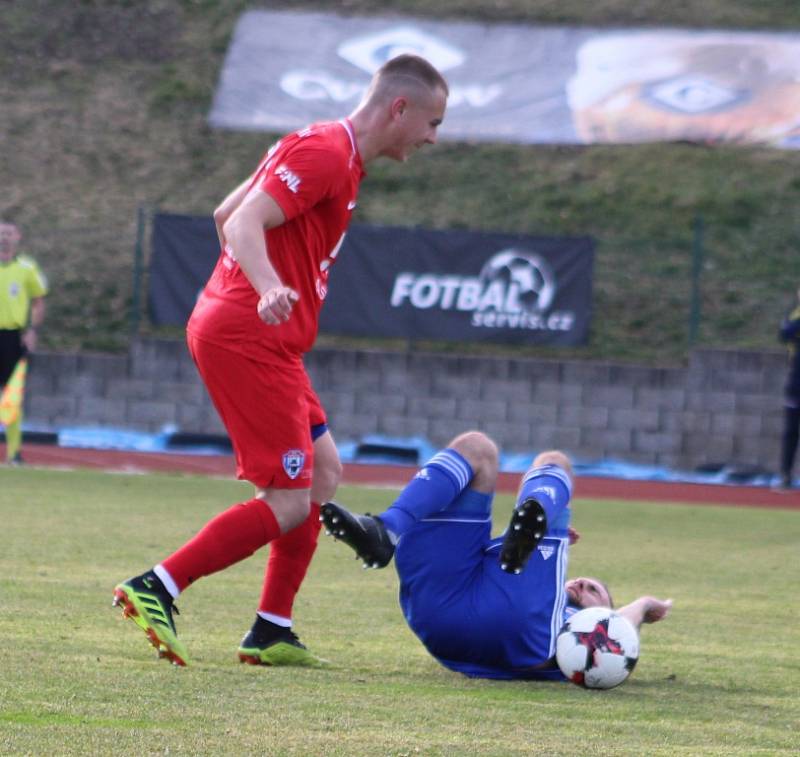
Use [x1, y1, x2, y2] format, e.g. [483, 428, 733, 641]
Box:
[395, 467, 573, 680]
[780, 305, 800, 401]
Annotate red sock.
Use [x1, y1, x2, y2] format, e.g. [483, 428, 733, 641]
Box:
[162, 498, 281, 591]
[258, 502, 321, 620]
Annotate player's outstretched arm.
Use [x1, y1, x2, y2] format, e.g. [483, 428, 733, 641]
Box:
[617, 596, 673, 630]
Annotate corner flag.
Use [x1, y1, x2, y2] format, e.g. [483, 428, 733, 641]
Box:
[0, 357, 28, 426]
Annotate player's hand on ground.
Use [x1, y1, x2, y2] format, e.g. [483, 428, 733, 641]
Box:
[567, 526, 581, 545]
[641, 597, 673, 624]
[257, 287, 299, 325]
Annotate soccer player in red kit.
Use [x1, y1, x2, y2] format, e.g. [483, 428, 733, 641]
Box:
[113, 54, 449, 667]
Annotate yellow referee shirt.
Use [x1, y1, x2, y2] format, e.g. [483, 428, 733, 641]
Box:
[0, 255, 48, 330]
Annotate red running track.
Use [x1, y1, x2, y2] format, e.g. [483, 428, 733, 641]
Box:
[9, 444, 800, 511]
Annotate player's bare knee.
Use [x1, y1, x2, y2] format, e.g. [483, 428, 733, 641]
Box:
[531, 449, 574, 484]
[256, 488, 311, 532]
[450, 431, 499, 480]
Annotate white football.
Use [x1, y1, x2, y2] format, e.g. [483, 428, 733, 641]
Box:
[555, 606, 640, 689]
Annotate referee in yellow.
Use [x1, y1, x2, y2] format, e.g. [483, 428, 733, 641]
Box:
[0, 222, 47, 464]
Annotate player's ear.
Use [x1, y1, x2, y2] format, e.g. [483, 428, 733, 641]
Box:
[390, 96, 408, 120]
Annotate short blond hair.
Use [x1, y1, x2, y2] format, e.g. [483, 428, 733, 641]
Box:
[368, 53, 449, 103]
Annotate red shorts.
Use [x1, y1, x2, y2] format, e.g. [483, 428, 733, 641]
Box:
[187, 334, 321, 490]
[306, 382, 326, 429]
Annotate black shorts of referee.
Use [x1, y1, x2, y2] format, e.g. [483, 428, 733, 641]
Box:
[0, 329, 25, 387]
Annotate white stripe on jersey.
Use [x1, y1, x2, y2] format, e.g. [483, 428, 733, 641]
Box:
[426, 450, 471, 491]
[548, 537, 570, 658]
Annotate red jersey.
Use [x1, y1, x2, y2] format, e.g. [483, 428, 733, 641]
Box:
[188, 119, 365, 362]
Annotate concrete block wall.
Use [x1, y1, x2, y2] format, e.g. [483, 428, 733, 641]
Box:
[22, 338, 788, 471]
[26, 343, 226, 438]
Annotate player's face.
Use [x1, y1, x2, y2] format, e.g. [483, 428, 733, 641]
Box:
[387, 86, 447, 162]
[565, 576, 612, 608]
[0, 224, 20, 260]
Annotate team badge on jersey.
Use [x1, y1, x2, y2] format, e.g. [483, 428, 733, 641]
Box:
[282, 449, 306, 479]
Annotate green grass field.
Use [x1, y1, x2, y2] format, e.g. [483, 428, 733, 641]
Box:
[1, 466, 798, 755]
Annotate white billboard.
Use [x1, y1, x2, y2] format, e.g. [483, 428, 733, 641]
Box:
[209, 10, 800, 149]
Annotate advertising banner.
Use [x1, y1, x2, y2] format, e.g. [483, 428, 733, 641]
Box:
[209, 10, 800, 149]
[320, 225, 594, 346]
[148, 213, 218, 326]
[149, 215, 594, 346]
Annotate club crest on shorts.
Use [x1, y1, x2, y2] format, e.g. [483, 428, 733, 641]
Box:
[282, 449, 305, 480]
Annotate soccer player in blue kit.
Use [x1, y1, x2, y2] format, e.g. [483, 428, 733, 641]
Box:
[322, 430, 671, 680]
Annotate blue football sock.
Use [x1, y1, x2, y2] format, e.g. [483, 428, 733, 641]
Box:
[379, 449, 473, 537]
[516, 464, 573, 535]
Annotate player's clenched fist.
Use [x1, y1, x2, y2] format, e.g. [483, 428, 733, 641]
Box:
[257, 286, 299, 324]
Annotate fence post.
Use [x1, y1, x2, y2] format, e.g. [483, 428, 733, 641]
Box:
[689, 214, 705, 346]
[130, 205, 149, 338]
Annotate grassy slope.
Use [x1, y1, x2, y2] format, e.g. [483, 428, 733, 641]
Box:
[2, 1, 800, 360]
[1, 467, 798, 754]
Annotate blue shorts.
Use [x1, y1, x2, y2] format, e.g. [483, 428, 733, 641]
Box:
[395, 487, 570, 680]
